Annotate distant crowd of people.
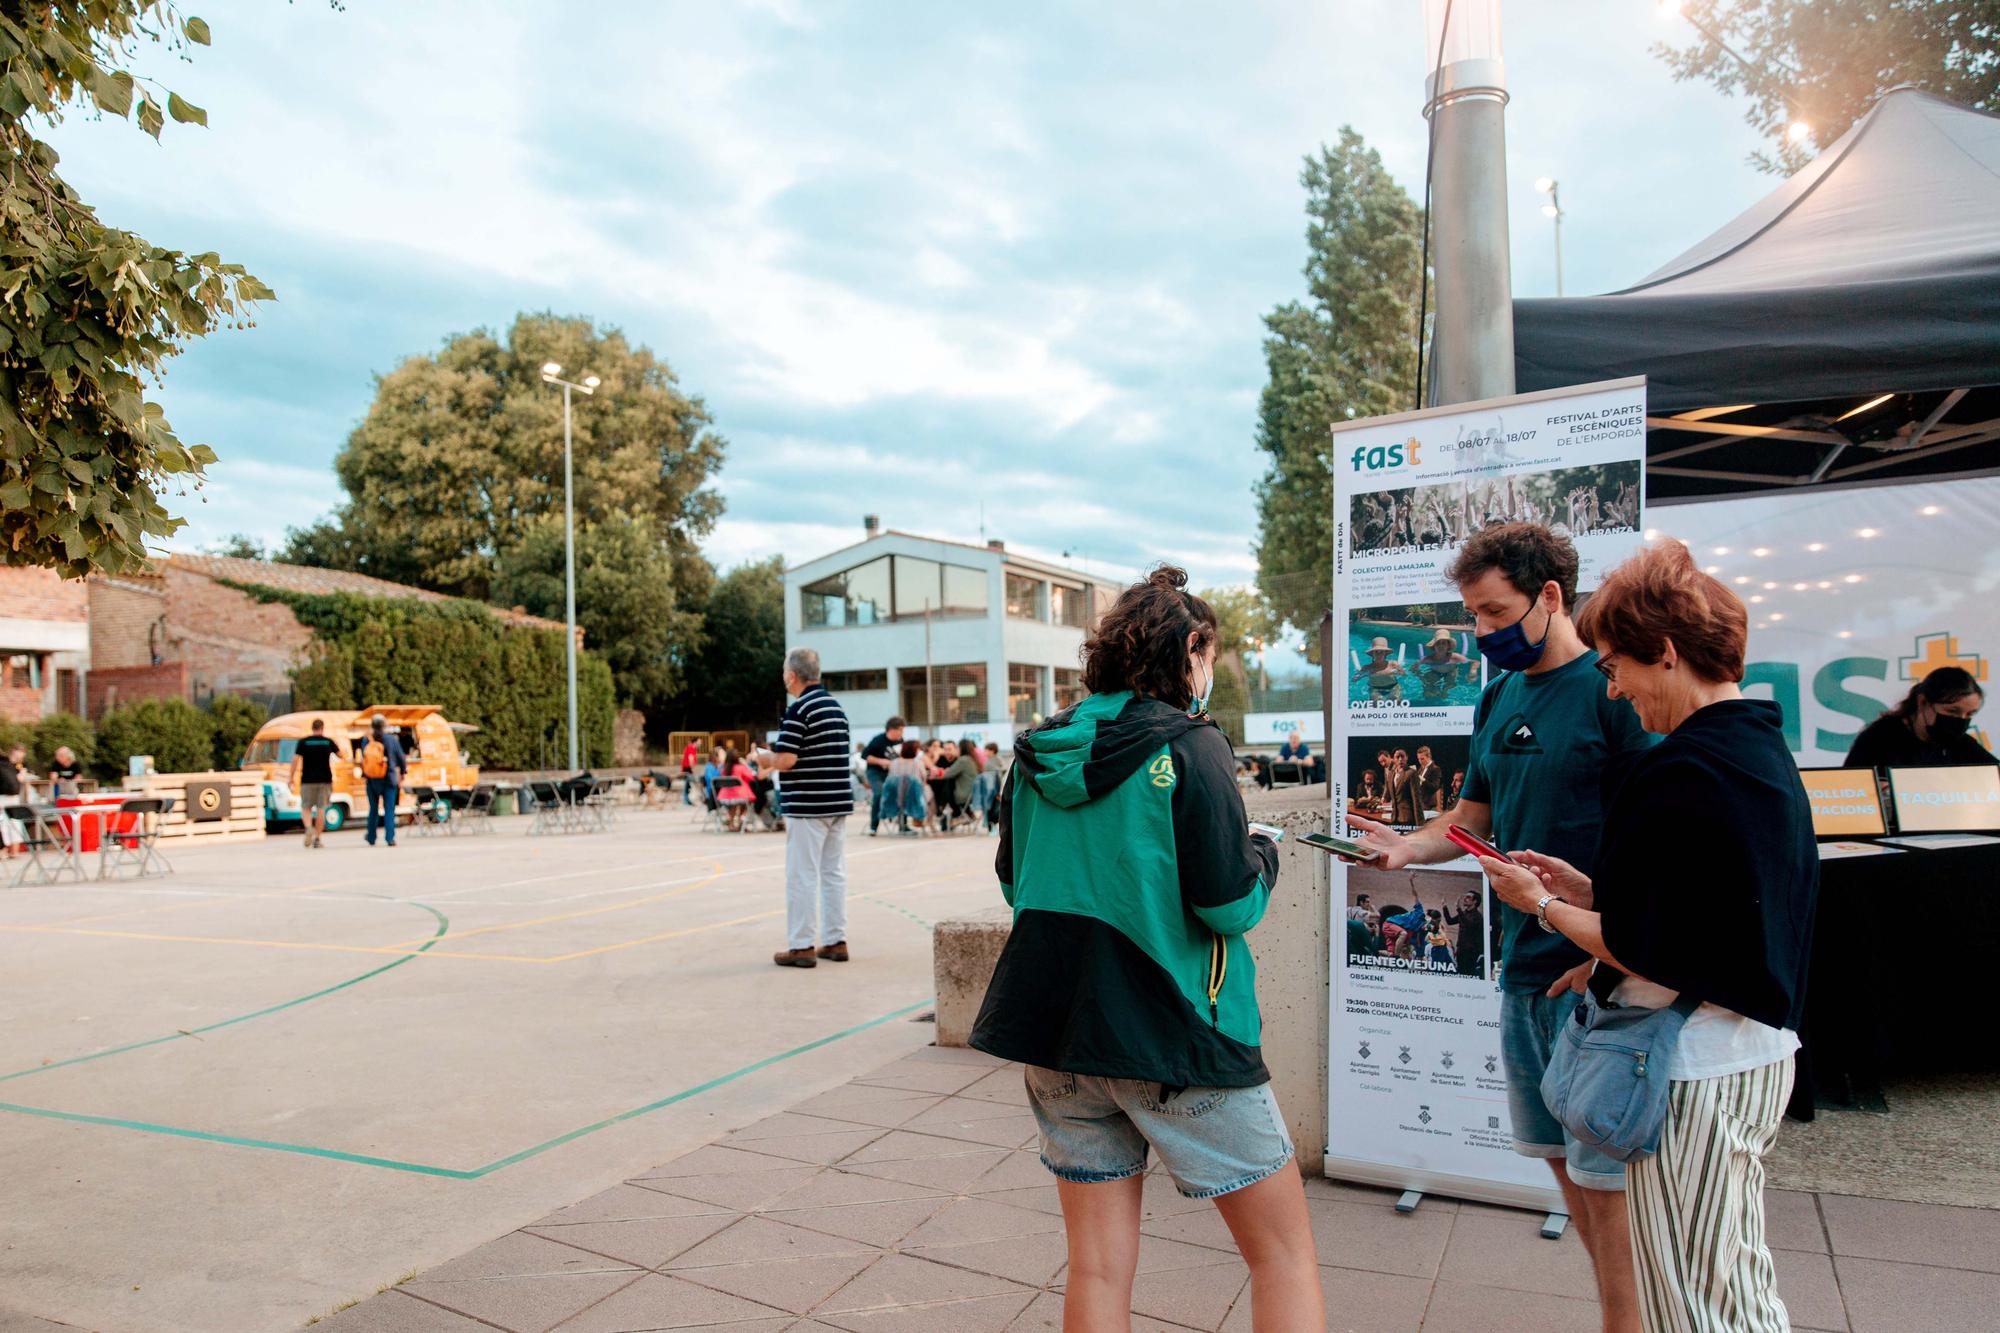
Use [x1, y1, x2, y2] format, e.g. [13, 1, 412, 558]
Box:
[857, 717, 1005, 837]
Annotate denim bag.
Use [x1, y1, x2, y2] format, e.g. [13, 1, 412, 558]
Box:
[1540, 991, 1702, 1162]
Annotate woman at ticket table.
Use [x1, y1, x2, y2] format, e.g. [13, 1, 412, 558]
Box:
[1477, 541, 1816, 1333]
[1843, 666, 1990, 769]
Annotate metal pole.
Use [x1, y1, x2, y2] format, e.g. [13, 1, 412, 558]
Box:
[1423, 7, 1515, 404]
[924, 601, 935, 741]
[562, 381, 579, 772]
[1551, 186, 1564, 297]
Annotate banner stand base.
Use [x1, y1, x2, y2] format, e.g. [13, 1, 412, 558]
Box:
[1540, 1212, 1570, 1241]
[1322, 1155, 1565, 1217]
[1395, 1189, 1424, 1215]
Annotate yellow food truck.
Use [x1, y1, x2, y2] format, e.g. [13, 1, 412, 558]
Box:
[241, 705, 480, 833]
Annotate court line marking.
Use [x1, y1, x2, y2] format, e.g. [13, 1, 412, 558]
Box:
[0, 896, 452, 1085]
[0, 997, 936, 1178]
[48, 880, 346, 927]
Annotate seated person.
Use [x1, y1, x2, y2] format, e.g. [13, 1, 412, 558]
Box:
[1844, 667, 1991, 768]
[714, 748, 760, 831]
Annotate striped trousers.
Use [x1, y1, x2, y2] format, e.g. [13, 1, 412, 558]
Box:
[1625, 1057, 1795, 1333]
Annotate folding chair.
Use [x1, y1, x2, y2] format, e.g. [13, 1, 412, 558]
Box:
[583, 778, 618, 831]
[7, 804, 87, 886]
[456, 785, 495, 834]
[697, 786, 725, 833]
[525, 780, 567, 835]
[409, 786, 449, 837]
[1269, 760, 1305, 788]
[100, 798, 173, 879]
[717, 793, 754, 832]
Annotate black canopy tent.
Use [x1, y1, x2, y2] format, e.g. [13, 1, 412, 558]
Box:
[1514, 89, 2000, 502]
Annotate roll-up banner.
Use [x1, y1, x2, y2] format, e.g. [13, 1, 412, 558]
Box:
[1649, 475, 1998, 768]
[1326, 376, 1646, 1211]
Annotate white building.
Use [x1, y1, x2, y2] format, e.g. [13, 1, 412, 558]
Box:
[784, 522, 1126, 747]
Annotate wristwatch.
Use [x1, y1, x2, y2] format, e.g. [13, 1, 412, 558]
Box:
[1535, 892, 1565, 933]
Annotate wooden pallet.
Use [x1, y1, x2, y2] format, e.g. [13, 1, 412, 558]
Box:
[122, 771, 268, 845]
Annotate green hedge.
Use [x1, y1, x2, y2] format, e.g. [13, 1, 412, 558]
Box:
[30, 711, 95, 772]
[207, 694, 269, 770]
[227, 584, 615, 769]
[94, 699, 216, 779]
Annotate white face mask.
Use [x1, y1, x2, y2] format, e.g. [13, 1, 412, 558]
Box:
[1189, 655, 1215, 717]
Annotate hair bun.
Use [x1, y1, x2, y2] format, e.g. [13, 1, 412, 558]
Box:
[1147, 565, 1190, 591]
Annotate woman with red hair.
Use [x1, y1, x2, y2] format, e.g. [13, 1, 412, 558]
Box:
[1479, 540, 1815, 1333]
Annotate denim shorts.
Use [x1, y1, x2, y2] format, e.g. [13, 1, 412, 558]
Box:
[1023, 1066, 1295, 1200]
[1499, 989, 1627, 1192]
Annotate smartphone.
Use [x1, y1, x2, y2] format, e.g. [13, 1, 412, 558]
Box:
[1445, 823, 1515, 864]
[1248, 821, 1286, 843]
[1298, 831, 1381, 861]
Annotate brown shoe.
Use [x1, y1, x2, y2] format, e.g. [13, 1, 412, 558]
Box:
[773, 948, 818, 968]
[815, 942, 850, 962]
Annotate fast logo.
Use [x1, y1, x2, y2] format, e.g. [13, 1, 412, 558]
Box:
[1351, 436, 1423, 472]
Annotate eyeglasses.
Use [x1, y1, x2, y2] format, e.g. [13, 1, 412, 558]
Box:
[1594, 654, 1620, 684]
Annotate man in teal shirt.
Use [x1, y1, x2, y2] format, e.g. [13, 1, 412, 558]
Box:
[1349, 523, 1652, 1333]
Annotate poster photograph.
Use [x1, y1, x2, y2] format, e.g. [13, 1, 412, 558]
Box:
[1345, 734, 1470, 830]
[1348, 602, 1482, 709]
[1349, 459, 1641, 555]
[1344, 865, 1489, 981]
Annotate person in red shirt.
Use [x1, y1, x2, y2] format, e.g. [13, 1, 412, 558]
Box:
[680, 738, 700, 805]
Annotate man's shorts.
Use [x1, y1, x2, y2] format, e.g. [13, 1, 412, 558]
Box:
[299, 783, 334, 814]
[1500, 988, 1627, 1192]
[1023, 1066, 1295, 1200]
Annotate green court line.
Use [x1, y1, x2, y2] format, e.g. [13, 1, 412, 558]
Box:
[0, 896, 452, 1086]
[0, 997, 935, 1178]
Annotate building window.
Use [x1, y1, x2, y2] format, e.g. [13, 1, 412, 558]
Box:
[900, 663, 988, 726]
[940, 562, 989, 617]
[1006, 573, 1044, 620]
[801, 556, 891, 628]
[1008, 663, 1044, 724]
[891, 555, 988, 620]
[1050, 584, 1090, 629]
[823, 669, 889, 693]
[1053, 667, 1086, 710]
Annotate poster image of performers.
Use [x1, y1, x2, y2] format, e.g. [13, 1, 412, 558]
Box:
[1349, 460, 1641, 556]
[1349, 602, 1482, 709]
[1344, 866, 1490, 981]
[1346, 734, 1470, 830]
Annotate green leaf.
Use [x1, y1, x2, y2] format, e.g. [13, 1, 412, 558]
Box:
[90, 69, 133, 117]
[236, 276, 277, 302]
[185, 16, 212, 46]
[0, 481, 28, 508]
[166, 92, 206, 128]
[137, 95, 163, 140]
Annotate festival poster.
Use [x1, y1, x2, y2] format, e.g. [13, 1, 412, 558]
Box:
[1324, 377, 1645, 1211]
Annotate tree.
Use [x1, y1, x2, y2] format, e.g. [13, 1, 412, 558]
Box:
[207, 532, 266, 559]
[1201, 585, 1278, 699]
[31, 710, 95, 772]
[205, 692, 267, 770]
[492, 510, 705, 709]
[0, 4, 273, 576]
[282, 313, 726, 600]
[95, 697, 213, 778]
[1655, 1, 2000, 173]
[665, 557, 785, 734]
[1253, 131, 1422, 635]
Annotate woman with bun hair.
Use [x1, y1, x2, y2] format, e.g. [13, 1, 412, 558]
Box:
[971, 566, 1322, 1331]
[1843, 665, 1990, 770]
[1478, 541, 1816, 1333]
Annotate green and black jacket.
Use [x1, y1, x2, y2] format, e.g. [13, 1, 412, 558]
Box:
[969, 691, 1279, 1087]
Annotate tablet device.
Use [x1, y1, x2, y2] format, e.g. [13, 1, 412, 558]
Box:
[1298, 831, 1380, 861]
[1798, 767, 1886, 838]
[1886, 765, 2000, 833]
[1445, 823, 1515, 864]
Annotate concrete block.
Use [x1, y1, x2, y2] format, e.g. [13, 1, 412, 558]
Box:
[1243, 785, 1333, 1175]
[933, 907, 1014, 1048]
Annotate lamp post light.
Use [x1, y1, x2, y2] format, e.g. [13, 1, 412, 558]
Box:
[1534, 176, 1564, 296]
[540, 361, 601, 772]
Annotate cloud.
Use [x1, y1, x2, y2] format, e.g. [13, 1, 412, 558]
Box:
[46, 0, 1776, 596]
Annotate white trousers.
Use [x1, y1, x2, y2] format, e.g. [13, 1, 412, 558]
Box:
[1626, 1056, 1795, 1333]
[784, 815, 848, 951]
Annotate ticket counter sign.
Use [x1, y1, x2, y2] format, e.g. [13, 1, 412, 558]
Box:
[1800, 768, 1886, 838]
[1887, 766, 2000, 833]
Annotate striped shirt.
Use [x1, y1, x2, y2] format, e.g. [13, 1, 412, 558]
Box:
[774, 684, 853, 818]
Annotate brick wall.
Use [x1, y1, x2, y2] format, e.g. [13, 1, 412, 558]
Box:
[87, 662, 190, 716]
[88, 575, 167, 670]
[0, 567, 87, 623]
[0, 684, 41, 724]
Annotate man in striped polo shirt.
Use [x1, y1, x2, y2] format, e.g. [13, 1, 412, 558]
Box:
[760, 648, 855, 968]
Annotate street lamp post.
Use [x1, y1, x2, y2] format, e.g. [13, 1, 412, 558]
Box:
[1535, 176, 1564, 296]
[540, 361, 600, 772]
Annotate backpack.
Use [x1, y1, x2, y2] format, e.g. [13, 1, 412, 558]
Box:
[361, 739, 390, 780]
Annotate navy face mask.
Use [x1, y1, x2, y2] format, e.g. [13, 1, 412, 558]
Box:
[1475, 600, 1551, 673]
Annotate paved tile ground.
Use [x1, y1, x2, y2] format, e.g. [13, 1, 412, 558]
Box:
[325, 1047, 2000, 1333]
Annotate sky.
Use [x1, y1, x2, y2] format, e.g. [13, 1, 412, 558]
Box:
[45, 0, 1775, 662]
